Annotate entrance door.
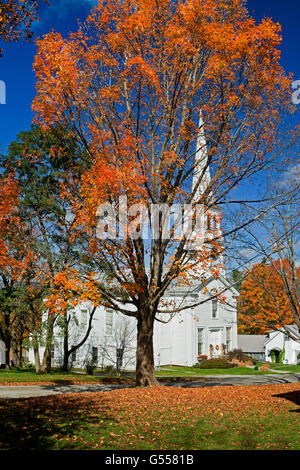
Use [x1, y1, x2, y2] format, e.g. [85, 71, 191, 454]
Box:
[208, 329, 222, 357]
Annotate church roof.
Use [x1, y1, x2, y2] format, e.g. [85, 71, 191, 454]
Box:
[265, 324, 300, 342]
[166, 273, 240, 298]
[237, 334, 267, 353]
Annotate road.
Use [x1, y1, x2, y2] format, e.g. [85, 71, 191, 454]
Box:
[0, 373, 299, 399]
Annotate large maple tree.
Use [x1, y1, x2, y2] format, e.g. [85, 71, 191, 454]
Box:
[32, 0, 296, 385]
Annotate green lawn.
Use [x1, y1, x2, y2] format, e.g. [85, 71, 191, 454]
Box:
[155, 365, 271, 376]
[1, 363, 298, 385]
[0, 368, 133, 385]
[0, 382, 299, 450]
[0, 366, 283, 385]
[267, 364, 300, 373]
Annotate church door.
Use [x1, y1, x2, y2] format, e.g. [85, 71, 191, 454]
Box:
[208, 329, 222, 357]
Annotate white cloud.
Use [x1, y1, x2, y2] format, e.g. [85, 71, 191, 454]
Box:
[280, 163, 300, 189]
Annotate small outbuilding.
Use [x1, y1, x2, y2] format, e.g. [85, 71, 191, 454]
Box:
[265, 325, 300, 365]
[237, 334, 267, 361]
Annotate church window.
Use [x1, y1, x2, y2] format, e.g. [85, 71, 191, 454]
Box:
[226, 327, 232, 352]
[212, 299, 218, 318]
[106, 309, 113, 335]
[71, 347, 76, 363]
[207, 213, 218, 231]
[81, 309, 88, 328]
[92, 347, 98, 363]
[197, 328, 204, 355]
[207, 213, 212, 231]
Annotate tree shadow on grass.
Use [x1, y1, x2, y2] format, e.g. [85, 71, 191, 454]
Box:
[0, 393, 117, 450]
[272, 390, 300, 413]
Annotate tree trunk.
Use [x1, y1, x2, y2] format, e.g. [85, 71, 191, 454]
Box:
[12, 340, 19, 367]
[4, 339, 10, 369]
[41, 313, 56, 373]
[136, 313, 158, 386]
[34, 346, 41, 374]
[41, 345, 52, 373]
[61, 312, 70, 372]
[2, 337, 11, 369]
[1, 315, 12, 368]
[61, 306, 97, 372]
[19, 336, 23, 366]
[32, 330, 41, 373]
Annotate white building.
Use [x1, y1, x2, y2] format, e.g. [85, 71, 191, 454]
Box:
[237, 335, 267, 362]
[154, 276, 238, 367]
[28, 274, 238, 370]
[265, 325, 300, 365]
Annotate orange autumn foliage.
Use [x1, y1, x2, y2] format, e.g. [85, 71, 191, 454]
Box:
[238, 260, 298, 334]
[45, 268, 102, 313]
[0, 175, 19, 234]
[0, 175, 37, 281]
[31, 0, 292, 297]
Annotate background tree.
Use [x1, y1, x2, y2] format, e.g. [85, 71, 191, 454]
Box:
[0, 174, 39, 368]
[237, 199, 300, 340]
[99, 315, 136, 376]
[48, 274, 101, 372]
[1, 125, 93, 371]
[238, 260, 296, 335]
[230, 269, 244, 293]
[32, 0, 298, 385]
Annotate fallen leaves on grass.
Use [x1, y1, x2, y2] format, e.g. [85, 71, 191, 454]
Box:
[0, 383, 299, 450]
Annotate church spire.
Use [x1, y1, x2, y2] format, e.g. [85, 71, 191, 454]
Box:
[186, 113, 225, 276]
[191, 111, 211, 204]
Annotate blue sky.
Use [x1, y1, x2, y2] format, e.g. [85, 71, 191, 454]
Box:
[0, 0, 97, 150]
[0, 0, 299, 151]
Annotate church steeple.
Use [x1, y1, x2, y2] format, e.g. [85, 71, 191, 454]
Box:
[186, 113, 224, 275]
[191, 111, 211, 204]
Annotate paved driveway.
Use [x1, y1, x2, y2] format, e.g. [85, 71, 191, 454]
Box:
[0, 383, 134, 399]
[0, 374, 299, 399]
[164, 373, 300, 388]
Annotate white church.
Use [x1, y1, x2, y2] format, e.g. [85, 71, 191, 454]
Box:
[23, 273, 239, 370]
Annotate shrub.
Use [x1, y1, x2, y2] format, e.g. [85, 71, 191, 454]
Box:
[199, 358, 234, 369]
[103, 365, 116, 376]
[226, 348, 244, 362]
[83, 356, 98, 375]
[226, 349, 258, 365]
[243, 354, 258, 365]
